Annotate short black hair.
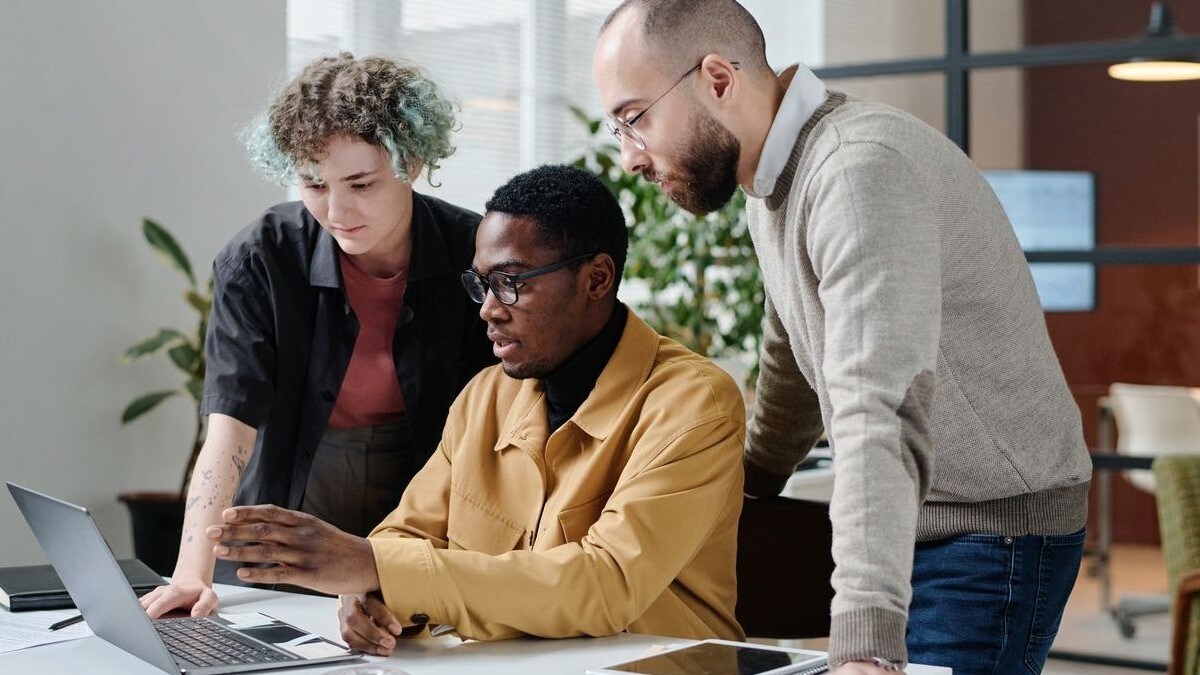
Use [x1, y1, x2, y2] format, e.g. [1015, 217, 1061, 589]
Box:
[485, 164, 628, 293]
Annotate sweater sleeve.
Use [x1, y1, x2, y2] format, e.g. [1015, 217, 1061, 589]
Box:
[744, 292, 825, 497]
[806, 139, 939, 667]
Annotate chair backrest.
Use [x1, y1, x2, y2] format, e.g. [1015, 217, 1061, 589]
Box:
[1108, 383, 1200, 493]
[736, 496, 834, 639]
[1153, 455, 1200, 675]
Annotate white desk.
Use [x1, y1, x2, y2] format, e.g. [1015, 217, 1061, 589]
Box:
[781, 464, 836, 502]
[0, 585, 950, 674]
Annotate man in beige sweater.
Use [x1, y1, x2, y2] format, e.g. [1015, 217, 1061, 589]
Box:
[594, 2, 1092, 673]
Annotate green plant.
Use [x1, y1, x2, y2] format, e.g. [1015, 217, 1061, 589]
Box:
[569, 107, 764, 386]
[120, 218, 213, 496]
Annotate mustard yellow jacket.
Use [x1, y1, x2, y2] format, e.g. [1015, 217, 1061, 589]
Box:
[368, 311, 746, 641]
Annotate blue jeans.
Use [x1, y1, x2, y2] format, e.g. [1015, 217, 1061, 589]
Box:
[906, 528, 1085, 674]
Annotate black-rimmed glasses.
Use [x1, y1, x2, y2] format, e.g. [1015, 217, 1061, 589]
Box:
[461, 252, 598, 306]
[606, 60, 740, 150]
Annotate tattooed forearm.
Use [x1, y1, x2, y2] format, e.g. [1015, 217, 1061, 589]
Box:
[231, 445, 248, 477]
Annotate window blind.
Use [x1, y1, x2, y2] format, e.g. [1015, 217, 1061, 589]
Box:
[286, 0, 620, 212]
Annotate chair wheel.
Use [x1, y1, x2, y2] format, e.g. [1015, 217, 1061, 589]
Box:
[1118, 619, 1136, 639]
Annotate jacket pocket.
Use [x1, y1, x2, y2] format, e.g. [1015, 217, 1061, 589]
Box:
[446, 489, 524, 554]
[558, 493, 610, 543]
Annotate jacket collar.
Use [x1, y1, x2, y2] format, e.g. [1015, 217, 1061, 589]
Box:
[493, 308, 660, 454]
[309, 226, 341, 288]
[308, 192, 452, 288]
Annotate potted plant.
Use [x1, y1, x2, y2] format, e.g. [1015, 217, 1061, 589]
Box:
[118, 218, 212, 575]
[569, 107, 764, 387]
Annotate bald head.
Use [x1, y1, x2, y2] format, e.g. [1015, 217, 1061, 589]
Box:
[600, 0, 772, 78]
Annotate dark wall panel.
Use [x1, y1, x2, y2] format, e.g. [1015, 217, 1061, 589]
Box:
[1026, 0, 1200, 544]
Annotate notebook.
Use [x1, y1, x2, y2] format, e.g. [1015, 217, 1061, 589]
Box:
[7, 482, 361, 674]
[0, 558, 163, 611]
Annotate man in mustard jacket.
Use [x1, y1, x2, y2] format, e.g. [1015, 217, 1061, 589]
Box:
[206, 164, 747, 654]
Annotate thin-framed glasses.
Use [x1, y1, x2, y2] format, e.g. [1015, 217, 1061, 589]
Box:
[461, 252, 599, 306]
[606, 60, 740, 151]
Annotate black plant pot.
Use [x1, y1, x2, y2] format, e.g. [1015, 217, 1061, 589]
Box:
[118, 491, 184, 576]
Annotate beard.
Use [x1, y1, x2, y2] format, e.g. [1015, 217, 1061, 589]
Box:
[660, 107, 741, 215]
[502, 361, 551, 380]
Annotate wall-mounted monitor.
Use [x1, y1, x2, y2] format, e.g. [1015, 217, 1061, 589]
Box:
[982, 170, 1096, 312]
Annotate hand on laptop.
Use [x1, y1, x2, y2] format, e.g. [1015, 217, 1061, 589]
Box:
[339, 592, 405, 656]
[139, 577, 220, 619]
[208, 505, 381, 595]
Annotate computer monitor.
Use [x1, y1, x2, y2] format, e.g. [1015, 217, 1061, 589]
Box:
[983, 170, 1096, 312]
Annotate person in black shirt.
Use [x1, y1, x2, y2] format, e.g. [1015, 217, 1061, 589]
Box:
[140, 53, 494, 619]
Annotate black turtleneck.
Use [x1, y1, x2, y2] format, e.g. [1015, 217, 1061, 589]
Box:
[543, 303, 629, 433]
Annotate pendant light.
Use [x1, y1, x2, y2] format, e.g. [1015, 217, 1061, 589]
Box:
[1108, 2, 1200, 82]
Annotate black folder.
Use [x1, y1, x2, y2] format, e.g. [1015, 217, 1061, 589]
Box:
[0, 558, 164, 611]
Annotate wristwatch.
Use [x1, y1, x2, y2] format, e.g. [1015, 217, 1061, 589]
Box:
[856, 657, 904, 671]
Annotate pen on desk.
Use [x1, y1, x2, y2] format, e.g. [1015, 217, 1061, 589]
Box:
[48, 613, 84, 631]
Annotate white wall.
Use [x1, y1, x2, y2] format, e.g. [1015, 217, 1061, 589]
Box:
[742, 0, 823, 71]
[0, 1, 286, 565]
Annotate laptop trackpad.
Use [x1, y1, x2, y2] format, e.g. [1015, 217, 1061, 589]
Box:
[219, 614, 353, 659]
[234, 624, 308, 645]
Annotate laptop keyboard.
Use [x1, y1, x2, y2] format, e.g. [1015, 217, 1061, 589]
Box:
[155, 618, 296, 668]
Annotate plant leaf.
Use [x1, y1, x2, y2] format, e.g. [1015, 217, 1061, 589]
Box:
[122, 328, 187, 362]
[185, 289, 212, 315]
[168, 344, 201, 374]
[121, 390, 179, 424]
[143, 218, 196, 286]
[185, 378, 204, 404]
[568, 105, 601, 135]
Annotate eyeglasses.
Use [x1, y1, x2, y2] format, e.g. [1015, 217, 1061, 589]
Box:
[460, 252, 598, 306]
[606, 60, 740, 151]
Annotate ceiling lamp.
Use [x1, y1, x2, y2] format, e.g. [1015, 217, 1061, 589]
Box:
[1108, 2, 1200, 82]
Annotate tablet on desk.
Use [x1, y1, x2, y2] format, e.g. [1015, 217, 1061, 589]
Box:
[586, 639, 828, 675]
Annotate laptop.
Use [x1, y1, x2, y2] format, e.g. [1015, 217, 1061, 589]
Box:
[7, 482, 361, 674]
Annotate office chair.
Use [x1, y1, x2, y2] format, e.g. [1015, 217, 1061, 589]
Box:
[1153, 455, 1200, 675]
[1101, 383, 1200, 638]
[735, 496, 834, 639]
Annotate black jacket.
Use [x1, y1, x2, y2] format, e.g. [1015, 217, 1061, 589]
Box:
[201, 194, 495, 510]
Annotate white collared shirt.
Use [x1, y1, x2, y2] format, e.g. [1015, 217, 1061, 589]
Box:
[747, 63, 828, 199]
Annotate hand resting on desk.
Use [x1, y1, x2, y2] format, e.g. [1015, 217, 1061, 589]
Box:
[139, 578, 220, 619]
[339, 591, 407, 656]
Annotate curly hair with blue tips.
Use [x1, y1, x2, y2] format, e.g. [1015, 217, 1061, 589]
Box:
[243, 52, 458, 186]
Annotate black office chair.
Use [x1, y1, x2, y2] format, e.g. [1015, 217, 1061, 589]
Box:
[736, 496, 835, 639]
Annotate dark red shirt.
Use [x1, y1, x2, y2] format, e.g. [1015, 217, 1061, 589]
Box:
[327, 253, 408, 428]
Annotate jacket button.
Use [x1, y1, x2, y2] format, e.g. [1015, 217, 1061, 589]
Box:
[321, 390, 335, 402]
[410, 613, 429, 625]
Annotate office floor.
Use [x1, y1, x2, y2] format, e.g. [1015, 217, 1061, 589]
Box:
[1044, 542, 1170, 674]
[756, 543, 1171, 674]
